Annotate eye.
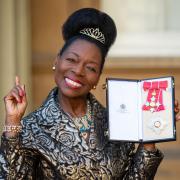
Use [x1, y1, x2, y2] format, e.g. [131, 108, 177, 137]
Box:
[66, 58, 76, 63]
[86, 66, 97, 73]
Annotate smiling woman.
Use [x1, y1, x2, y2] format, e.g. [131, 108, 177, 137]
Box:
[54, 39, 102, 100]
[0, 7, 177, 179]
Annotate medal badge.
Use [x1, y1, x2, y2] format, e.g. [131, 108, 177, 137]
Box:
[142, 80, 168, 113]
[148, 116, 168, 134]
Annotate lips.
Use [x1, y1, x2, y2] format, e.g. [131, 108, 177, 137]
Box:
[65, 77, 83, 89]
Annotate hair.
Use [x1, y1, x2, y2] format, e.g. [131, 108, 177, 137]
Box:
[59, 8, 117, 72]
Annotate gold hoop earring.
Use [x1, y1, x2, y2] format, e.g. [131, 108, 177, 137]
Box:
[52, 66, 55, 70]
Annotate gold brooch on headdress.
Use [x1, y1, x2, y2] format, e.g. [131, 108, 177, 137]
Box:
[79, 28, 105, 44]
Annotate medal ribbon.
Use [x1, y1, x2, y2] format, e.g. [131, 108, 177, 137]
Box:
[142, 80, 168, 112]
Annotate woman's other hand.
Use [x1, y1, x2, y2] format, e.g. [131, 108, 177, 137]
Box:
[175, 99, 180, 122]
[4, 76, 27, 125]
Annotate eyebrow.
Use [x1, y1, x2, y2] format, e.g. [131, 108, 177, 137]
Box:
[69, 52, 79, 58]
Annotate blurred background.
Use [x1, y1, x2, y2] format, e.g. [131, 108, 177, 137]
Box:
[0, 0, 180, 179]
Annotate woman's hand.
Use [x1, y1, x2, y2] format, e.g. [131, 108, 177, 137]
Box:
[4, 76, 27, 125]
[175, 99, 180, 122]
[143, 99, 180, 151]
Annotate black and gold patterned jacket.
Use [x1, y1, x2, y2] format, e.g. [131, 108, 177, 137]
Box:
[0, 87, 163, 179]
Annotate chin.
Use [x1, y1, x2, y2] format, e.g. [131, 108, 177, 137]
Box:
[60, 88, 88, 99]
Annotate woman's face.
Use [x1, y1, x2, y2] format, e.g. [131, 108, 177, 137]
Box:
[54, 39, 102, 98]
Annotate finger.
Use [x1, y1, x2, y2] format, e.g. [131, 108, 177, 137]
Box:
[175, 109, 179, 114]
[11, 89, 22, 103]
[15, 76, 20, 86]
[176, 114, 180, 121]
[174, 104, 179, 111]
[21, 85, 27, 103]
[21, 91, 27, 105]
[4, 92, 21, 104]
[174, 99, 179, 107]
[16, 85, 25, 96]
[21, 84, 26, 95]
[175, 106, 179, 112]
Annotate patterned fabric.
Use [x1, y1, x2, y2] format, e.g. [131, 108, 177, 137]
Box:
[0, 87, 163, 179]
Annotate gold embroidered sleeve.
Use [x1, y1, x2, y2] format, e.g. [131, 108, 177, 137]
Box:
[0, 134, 39, 179]
[123, 145, 163, 180]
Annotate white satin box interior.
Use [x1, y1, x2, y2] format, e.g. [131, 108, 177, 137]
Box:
[106, 76, 176, 143]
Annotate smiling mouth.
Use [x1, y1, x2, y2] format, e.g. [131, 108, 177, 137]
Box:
[65, 77, 83, 89]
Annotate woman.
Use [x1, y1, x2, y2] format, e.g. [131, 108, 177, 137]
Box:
[0, 8, 180, 179]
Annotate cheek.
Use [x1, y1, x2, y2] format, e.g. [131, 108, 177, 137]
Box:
[87, 74, 100, 87]
[55, 61, 66, 77]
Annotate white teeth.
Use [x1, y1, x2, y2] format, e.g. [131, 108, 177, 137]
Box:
[65, 78, 82, 87]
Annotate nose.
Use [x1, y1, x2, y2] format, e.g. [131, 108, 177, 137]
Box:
[72, 63, 85, 76]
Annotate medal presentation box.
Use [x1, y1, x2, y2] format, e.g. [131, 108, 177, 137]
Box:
[107, 76, 176, 143]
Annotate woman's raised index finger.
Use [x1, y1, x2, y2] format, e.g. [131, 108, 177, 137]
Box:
[15, 76, 20, 86]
